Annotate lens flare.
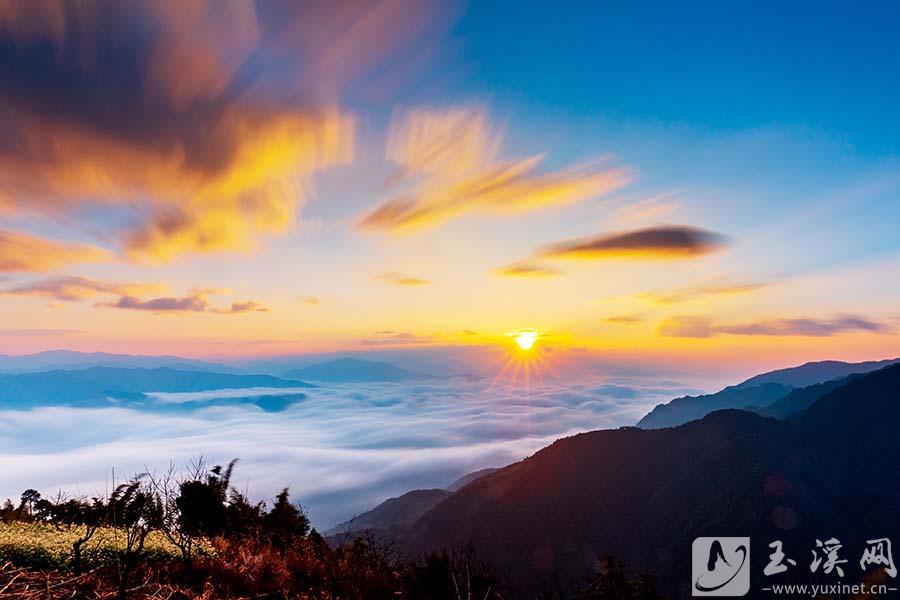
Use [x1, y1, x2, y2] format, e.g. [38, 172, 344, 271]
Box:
[514, 330, 538, 350]
[488, 328, 559, 392]
[506, 328, 540, 351]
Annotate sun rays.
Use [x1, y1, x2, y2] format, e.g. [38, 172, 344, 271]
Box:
[485, 329, 560, 393]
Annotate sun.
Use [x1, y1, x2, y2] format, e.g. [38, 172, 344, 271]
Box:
[489, 328, 558, 391]
[511, 328, 538, 350]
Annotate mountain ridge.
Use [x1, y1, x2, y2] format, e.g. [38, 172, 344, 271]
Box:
[636, 357, 899, 429]
[401, 362, 900, 596]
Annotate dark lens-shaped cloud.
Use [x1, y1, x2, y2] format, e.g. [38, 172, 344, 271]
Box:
[540, 225, 728, 260]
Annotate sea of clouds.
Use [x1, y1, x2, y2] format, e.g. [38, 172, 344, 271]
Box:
[0, 377, 699, 528]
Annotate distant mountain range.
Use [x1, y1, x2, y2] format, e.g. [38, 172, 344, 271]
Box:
[0, 366, 312, 411]
[0, 350, 452, 384]
[636, 358, 899, 428]
[735, 357, 899, 388]
[283, 357, 432, 382]
[397, 362, 900, 596]
[0, 350, 239, 374]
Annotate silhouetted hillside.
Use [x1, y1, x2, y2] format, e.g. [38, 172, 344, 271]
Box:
[446, 468, 500, 492]
[636, 382, 790, 429]
[322, 470, 502, 541]
[403, 363, 900, 596]
[325, 489, 453, 538]
[750, 373, 865, 420]
[283, 357, 430, 382]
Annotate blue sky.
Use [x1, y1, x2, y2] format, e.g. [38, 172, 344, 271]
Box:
[453, 1, 900, 155]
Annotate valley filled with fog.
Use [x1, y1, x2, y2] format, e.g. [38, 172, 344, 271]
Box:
[0, 376, 698, 527]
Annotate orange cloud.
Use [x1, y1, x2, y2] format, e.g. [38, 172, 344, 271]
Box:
[539, 225, 727, 260]
[358, 108, 631, 231]
[119, 110, 355, 261]
[373, 272, 431, 286]
[493, 262, 562, 278]
[0, 1, 456, 261]
[0, 230, 108, 273]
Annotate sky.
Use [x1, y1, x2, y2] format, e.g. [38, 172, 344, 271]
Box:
[1, 0, 899, 377]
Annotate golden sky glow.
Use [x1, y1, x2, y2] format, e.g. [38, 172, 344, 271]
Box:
[0, 0, 898, 377]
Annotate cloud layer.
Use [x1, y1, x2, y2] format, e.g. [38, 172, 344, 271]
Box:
[0, 376, 683, 528]
[358, 108, 631, 231]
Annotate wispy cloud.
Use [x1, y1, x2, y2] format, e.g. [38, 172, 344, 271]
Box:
[3, 276, 165, 302]
[657, 316, 715, 338]
[659, 314, 889, 338]
[212, 301, 270, 314]
[373, 272, 431, 286]
[0, 1, 448, 261]
[642, 280, 768, 305]
[493, 262, 562, 278]
[539, 225, 728, 260]
[0, 231, 107, 273]
[611, 193, 679, 225]
[357, 107, 631, 232]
